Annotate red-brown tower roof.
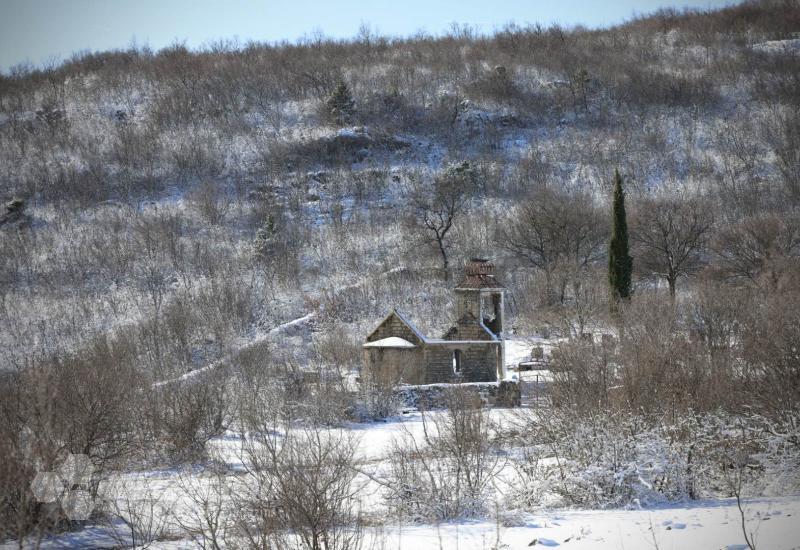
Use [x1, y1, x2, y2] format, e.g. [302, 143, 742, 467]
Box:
[455, 258, 505, 290]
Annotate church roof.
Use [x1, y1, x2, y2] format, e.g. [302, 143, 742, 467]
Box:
[455, 258, 505, 290]
[365, 308, 429, 344]
[363, 337, 417, 348]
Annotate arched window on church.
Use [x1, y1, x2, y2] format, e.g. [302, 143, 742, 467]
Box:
[452, 349, 462, 374]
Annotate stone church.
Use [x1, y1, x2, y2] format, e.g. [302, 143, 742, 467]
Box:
[363, 258, 506, 385]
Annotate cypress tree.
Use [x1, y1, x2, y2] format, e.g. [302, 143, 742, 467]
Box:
[608, 169, 633, 304]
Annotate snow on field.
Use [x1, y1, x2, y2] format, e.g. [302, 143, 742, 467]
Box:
[22, 492, 800, 549]
[505, 337, 560, 386]
[371, 497, 800, 550]
[207, 408, 522, 465]
[11, 338, 799, 549]
[13, 406, 800, 549]
[505, 338, 542, 369]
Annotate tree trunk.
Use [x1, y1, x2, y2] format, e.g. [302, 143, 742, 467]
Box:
[437, 236, 449, 280]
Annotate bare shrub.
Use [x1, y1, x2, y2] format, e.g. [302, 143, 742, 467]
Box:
[762, 107, 800, 206]
[313, 326, 361, 371]
[549, 338, 613, 414]
[174, 465, 232, 550]
[102, 476, 172, 549]
[188, 180, 230, 225]
[689, 280, 752, 392]
[614, 68, 719, 108]
[229, 354, 366, 548]
[464, 65, 521, 103]
[171, 135, 225, 183]
[150, 369, 232, 462]
[238, 424, 365, 550]
[354, 367, 401, 421]
[513, 410, 693, 507]
[384, 387, 501, 521]
[740, 291, 800, 413]
[548, 291, 744, 415]
[615, 295, 709, 414]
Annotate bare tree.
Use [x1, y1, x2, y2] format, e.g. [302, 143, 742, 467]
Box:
[632, 194, 712, 297]
[238, 425, 364, 550]
[0, 371, 60, 547]
[500, 186, 606, 305]
[188, 180, 230, 226]
[711, 212, 800, 290]
[408, 162, 475, 278]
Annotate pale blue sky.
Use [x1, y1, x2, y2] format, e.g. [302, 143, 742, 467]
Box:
[0, 0, 737, 72]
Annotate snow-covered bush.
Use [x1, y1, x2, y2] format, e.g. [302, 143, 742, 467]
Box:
[536, 412, 693, 508]
[688, 411, 800, 499]
[509, 409, 800, 509]
[383, 388, 502, 521]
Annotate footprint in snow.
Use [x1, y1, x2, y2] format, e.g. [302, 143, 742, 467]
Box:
[528, 538, 559, 547]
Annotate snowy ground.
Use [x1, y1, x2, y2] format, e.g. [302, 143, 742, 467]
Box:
[189, 410, 800, 550]
[14, 406, 800, 549]
[372, 497, 800, 550]
[20, 496, 800, 549]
